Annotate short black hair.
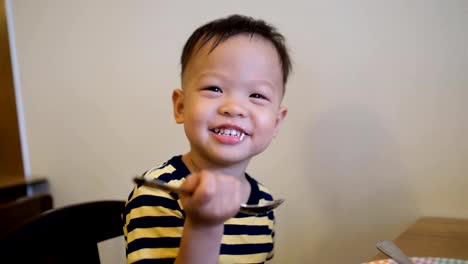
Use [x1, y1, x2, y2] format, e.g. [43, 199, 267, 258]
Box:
[180, 14, 292, 90]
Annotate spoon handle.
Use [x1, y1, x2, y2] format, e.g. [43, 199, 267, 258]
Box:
[134, 176, 192, 195]
[133, 176, 284, 216]
[376, 240, 414, 264]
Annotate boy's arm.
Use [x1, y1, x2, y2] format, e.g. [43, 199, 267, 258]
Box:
[175, 170, 243, 264]
[175, 219, 224, 264]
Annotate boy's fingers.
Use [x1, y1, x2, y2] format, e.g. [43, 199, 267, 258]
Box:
[193, 171, 216, 204]
[180, 171, 217, 205]
[181, 173, 200, 194]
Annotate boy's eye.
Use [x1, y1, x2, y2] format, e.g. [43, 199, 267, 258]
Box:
[204, 86, 222, 93]
[250, 93, 267, 100]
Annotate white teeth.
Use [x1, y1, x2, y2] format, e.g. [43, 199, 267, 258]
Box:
[213, 128, 245, 138]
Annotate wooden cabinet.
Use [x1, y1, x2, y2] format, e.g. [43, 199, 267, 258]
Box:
[1, 0, 25, 179]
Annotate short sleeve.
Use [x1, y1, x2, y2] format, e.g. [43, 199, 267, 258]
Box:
[265, 217, 275, 261]
[123, 184, 184, 263]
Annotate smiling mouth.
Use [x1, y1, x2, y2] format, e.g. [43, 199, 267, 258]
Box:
[212, 127, 246, 141]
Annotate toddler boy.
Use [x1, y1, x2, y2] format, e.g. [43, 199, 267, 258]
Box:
[124, 14, 292, 264]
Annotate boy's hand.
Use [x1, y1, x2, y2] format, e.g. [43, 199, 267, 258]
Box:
[180, 170, 242, 227]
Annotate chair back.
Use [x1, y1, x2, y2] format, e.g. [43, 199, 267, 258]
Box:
[1, 200, 126, 264]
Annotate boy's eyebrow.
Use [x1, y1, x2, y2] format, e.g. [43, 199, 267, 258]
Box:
[196, 71, 278, 90]
[196, 71, 227, 80]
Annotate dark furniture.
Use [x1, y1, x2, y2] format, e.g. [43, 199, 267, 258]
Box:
[0, 192, 53, 238]
[1, 200, 126, 263]
[0, 174, 49, 203]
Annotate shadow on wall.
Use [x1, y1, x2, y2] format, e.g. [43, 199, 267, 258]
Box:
[303, 105, 420, 263]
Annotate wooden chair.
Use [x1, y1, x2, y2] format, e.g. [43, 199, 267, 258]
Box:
[1, 200, 126, 264]
[0, 192, 53, 238]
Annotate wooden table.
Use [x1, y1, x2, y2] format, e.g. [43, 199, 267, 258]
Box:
[373, 217, 468, 260]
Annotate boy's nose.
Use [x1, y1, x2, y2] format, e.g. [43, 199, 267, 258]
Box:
[218, 100, 247, 117]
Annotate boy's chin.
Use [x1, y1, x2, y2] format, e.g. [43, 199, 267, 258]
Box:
[213, 150, 268, 167]
[207, 153, 253, 167]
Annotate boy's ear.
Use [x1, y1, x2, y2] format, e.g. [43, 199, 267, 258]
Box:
[273, 106, 288, 137]
[172, 89, 185, 124]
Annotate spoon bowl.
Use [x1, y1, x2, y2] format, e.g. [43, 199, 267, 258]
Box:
[133, 176, 284, 215]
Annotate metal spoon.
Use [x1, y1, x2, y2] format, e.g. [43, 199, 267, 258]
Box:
[376, 240, 414, 264]
[133, 176, 285, 215]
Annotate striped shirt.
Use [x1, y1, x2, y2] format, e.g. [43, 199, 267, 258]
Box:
[123, 155, 275, 264]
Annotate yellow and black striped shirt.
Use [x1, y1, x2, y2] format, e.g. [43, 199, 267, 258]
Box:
[123, 155, 275, 264]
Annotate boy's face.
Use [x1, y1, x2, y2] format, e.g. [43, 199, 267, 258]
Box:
[173, 34, 287, 166]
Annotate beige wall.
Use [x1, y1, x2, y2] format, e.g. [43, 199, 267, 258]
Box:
[8, 0, 468, 263]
